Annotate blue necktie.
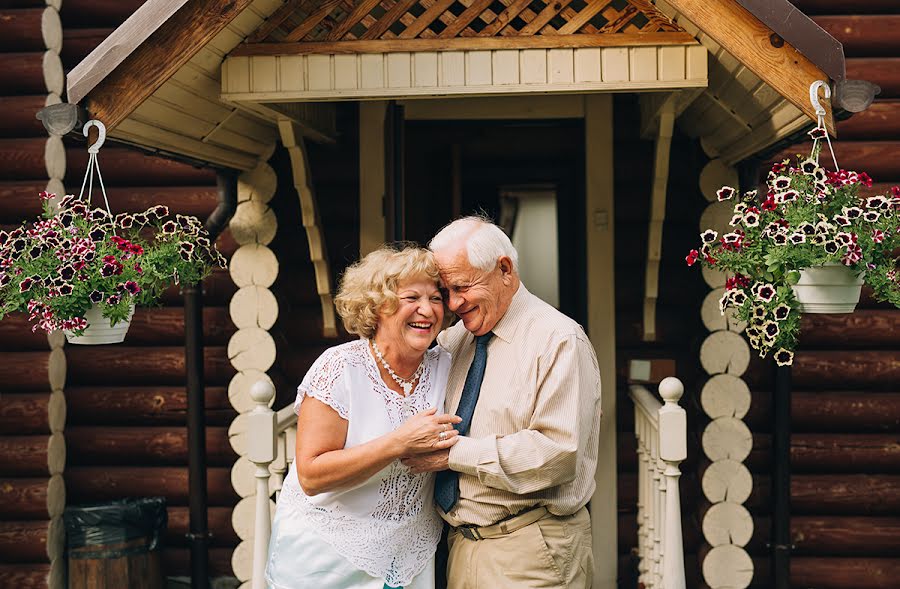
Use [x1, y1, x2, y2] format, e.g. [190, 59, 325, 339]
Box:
[435, 332, 493, 513]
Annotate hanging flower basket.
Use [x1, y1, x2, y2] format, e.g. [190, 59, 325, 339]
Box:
[64, 303, 135, 345]
[0, 121, 226, 343]
[791, 263, 864, 313]
[685, 88, 900, 365]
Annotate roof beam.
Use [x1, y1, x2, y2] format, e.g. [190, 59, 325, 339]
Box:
[664, 0, 836, 135]
[71, 0, 254, 132]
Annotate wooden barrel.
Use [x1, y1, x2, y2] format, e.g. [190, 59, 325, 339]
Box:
[64, 497, 166, 589]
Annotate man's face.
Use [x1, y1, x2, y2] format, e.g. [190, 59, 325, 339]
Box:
[434, 249, 512, 336]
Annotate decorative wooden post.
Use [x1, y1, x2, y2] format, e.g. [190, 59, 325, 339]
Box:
[658, 377, 686, 589]
[246, 380, 276, 589]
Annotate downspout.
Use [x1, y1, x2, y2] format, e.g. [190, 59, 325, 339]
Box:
[185, 168, 238, 589]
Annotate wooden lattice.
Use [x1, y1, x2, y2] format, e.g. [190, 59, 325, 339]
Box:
[245, 0, 687, 49]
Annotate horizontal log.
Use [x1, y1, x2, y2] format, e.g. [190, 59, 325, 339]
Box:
[750, 474, 900, 515]
[123, 307, 234, 346]
[770, 140, 900, 181]
[799, 310, 900, 348]
[66, 426, 235, 467]
[837, 100, 900, 139]
[0, 475, 64, 520]
[161, 268, 237, 306]
[0, 181, 45, 222]
[813, 16, 900, 57]
[66, 466, 238, 506]
[0, 434, 64, 476]
[744, 351, 900, 391]
[0, 95, 51, 137]
[749, 515, 900, 557]
[0, 518, 61, 563]
[65, 346, 234, 386]
[0, 8, 53, 53]
[847, 58, 900, 100]
[0, 392, 64, 435]
[0, 137, 54, 181]
[160, 547, 234, 578]
[0, 350, 63, 392]
[791, 0, 900, 13]
[66, 385, 234, 427]
[60, 27, 113, 70]
[0, 563, 56, 589]
[748, 433, 900, 473]
[0, 313, 57, 350]
[791, 556, 900, 589]
[166, 506, 238, 548]
[65, 146, 216, 187]
[0, 51, 52, 95]
[746, 391, 900, 432]
[59, 0, 144, 27]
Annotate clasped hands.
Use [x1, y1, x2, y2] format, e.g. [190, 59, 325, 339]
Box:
[392, 407, 457, 473]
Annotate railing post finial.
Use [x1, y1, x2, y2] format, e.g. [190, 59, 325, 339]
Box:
[659, 376, 684, 404]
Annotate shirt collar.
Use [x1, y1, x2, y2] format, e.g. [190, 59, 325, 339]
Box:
[489, 283, 528, 344]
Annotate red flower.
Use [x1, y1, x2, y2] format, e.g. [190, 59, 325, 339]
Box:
[685, 249, 699, 266]
[761, 196, 777, 211]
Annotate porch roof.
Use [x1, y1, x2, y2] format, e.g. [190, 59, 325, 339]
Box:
[63, 0, 862, 169]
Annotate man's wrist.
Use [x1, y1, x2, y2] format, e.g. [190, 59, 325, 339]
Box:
[448, 436, 480, 476]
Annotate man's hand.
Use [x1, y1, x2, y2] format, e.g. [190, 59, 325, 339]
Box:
[401, 449, 450, 474]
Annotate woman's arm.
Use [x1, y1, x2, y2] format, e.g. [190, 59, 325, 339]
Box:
[295, 399, 461, 496]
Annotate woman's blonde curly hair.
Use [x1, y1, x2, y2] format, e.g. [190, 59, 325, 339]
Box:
[334, 244, 444, 339]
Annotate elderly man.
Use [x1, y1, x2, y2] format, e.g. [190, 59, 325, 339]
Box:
[405, 216, 602, 589]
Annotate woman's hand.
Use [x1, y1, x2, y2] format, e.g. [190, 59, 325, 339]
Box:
[392, 407, 462, 455]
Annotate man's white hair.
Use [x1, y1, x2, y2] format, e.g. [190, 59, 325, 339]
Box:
[429, 216, 519, 273]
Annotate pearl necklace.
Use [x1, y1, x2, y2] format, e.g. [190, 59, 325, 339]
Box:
[371, 340, 425, 395]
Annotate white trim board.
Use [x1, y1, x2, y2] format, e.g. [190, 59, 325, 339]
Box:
[221, 46, 708, 102]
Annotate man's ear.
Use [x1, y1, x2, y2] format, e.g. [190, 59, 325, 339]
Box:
[498, 256, 514, 284]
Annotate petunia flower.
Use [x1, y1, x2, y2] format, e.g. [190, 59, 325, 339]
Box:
[774, 349, 794, 366]
[774, 304, 790, 321]
[863, 210, 881, 222]
[753, 283, 776, 303]
[717, 186, 736, 201]
[701, 230, 718, 243]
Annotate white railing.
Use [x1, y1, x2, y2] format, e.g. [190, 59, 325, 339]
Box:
[244, 380, 297, 589]
[629, 377, 687, 589]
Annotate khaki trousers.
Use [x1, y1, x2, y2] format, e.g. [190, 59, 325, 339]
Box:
[446, 507, 593, 589]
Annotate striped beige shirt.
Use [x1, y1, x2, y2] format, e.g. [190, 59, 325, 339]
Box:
[438, 284, 602, 527]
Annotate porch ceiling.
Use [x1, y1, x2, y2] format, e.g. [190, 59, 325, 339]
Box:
[65, 0, 851, 170]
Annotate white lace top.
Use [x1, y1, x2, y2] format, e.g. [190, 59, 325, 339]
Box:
[277, 339, 451, 587]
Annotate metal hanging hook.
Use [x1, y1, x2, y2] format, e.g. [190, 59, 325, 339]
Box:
[809, 80, 831, 117]
[82, 119, 106, 154]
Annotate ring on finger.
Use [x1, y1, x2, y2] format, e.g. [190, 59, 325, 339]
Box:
[438, 431, 447, 441]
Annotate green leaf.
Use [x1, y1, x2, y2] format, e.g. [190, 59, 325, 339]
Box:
[785, 271, 801, 285]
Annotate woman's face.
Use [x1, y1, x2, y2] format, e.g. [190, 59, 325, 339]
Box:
[376, 278, 444, 356]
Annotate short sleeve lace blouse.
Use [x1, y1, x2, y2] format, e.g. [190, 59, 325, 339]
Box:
[277, 339, 451, 587]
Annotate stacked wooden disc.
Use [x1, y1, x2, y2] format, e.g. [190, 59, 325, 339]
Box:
[695, 158, 756, 589]
[0, 0, 66, 586]
[226, 161, 280, 585]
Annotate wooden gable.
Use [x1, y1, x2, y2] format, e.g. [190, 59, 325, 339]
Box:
[232, 0, 696, 55]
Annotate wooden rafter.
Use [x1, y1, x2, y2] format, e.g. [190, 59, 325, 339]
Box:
[664, 0, 836, 134]
[69, 0, 254, 131]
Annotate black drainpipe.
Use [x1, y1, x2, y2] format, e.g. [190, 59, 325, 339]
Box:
[185, 169, 238, 588]
[772, 364, 792, 589]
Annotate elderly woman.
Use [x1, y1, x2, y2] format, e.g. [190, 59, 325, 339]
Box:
[266, 245, 459, 589]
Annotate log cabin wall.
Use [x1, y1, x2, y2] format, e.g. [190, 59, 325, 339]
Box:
[3, 0, 243, 581]
[743, 1, 900, 587]
[0, 0, 66, 586]
[612, 94, 708, 587]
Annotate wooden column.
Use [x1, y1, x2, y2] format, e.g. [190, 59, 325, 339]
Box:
[585, 93, 617, 589]
[697, 158, 755, 589]
[359, 101, 388, 256]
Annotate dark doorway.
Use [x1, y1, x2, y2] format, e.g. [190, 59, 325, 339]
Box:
[401, 118, 587, 326]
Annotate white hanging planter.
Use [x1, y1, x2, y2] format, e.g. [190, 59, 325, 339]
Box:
[791, 263, 864, 314]
[64, 304, 135, 345]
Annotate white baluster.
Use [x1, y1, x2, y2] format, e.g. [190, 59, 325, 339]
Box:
[658, 377, 686, 589]
[635, 414, 647, 585]
[270, 432, 287, 499]
[650, 424, 662, 587]
[246, 380, 276, 589]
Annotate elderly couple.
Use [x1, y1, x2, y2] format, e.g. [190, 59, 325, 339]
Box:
[265, 217, 602, 589]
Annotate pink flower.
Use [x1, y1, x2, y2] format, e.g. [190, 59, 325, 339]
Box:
[685, 249, 699, 266]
